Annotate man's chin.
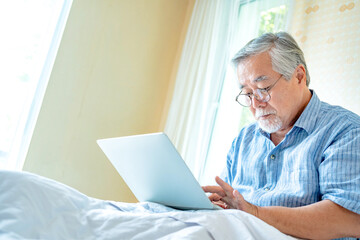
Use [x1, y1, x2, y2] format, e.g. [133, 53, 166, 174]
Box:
[258, 120, 282, 134]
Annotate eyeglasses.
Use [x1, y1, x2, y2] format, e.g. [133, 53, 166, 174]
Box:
[235, 75, 283, 107]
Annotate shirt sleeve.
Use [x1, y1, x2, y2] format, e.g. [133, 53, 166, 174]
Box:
[319, 127, 360, 214]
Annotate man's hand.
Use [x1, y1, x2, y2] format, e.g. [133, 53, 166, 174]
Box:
[202, 176, 259, 216]
[203, 177, 360, 239]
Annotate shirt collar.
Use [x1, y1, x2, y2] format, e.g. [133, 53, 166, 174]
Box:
[293, 89, 320, 134]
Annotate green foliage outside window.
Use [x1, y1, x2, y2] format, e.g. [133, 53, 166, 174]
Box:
[259, 5, 287, 36]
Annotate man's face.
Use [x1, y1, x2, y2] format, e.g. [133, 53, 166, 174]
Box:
[236, 51, 304, 134]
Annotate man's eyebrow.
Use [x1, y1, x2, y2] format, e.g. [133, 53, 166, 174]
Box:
[239, 75, 269, 89]
[253, 75, 269, 83]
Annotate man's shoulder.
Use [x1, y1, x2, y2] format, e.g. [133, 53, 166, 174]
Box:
[310, 101, 360, 143]
[318, 101, 360, 128]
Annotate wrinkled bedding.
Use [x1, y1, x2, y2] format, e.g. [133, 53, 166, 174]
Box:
[0, 170, 297, 240]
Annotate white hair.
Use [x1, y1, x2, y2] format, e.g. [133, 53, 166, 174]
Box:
[232, 32, 310, 86]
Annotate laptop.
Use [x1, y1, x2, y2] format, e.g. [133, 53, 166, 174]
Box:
[97, 132, 220, 210]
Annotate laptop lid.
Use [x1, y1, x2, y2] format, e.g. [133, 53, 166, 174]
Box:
[97, 132, 216, 210]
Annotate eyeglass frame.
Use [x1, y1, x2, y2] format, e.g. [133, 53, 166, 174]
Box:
[235, 74, 283, 107]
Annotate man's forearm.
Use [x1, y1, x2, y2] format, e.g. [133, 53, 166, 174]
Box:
[255, 200, 360, 239]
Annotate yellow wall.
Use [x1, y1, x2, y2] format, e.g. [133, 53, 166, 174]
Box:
[289, 0, 360, 115]
[23, 0, 195, 202]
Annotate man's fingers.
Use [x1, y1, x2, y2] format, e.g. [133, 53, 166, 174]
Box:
[202, 185, 226, 197]
[203, 177, 236, 203]
[212, 201, 227, 209]
[233, 189, 244, 205]
[202, 185, 219, 192]
[208, 193, 222, 201]
[233, 189, 242, 199]
[215, 176, 234, 196]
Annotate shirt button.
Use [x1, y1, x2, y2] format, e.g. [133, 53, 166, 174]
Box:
[264, 187, 270, 191]
[270, 154, 275, 160]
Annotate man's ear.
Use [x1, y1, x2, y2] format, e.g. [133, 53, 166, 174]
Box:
[296, 64, 306, 85]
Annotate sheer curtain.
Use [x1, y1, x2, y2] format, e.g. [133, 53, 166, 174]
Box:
[165, 0, 294, 183]
[164, 0, 241, 179]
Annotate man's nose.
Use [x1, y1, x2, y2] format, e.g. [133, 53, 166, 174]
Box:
[252, 96, 266, 108]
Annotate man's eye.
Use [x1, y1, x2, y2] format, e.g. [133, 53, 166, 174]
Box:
[259, 87, 269, 92]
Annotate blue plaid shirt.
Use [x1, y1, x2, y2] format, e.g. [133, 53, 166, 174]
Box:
[222, 91, 360, 240]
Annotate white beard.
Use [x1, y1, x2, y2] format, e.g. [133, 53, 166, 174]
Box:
[255, 109, 283, 133]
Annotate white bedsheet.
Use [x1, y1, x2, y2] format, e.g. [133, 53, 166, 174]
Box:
[0, 170, 297, 240]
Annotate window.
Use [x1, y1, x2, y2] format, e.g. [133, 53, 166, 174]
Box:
[258, 5, 288, 36]
[0, 0, 72, 170]
[199, 0, 292, 185]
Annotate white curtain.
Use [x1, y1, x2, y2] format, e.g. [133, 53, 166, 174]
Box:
[165, 0, 240, 179]
[165, 0, 294, 182]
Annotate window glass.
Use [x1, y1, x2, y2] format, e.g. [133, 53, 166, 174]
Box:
[259, 5, 288, 36]
[0, 0, 72, 170]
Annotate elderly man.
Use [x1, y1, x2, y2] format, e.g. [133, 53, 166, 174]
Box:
[203, 32, 360, 240]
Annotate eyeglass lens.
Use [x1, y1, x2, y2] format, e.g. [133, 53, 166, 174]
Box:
[237, 89, 271, 107]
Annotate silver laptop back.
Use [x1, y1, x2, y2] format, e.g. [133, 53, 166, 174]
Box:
[97, 132, 216, 210]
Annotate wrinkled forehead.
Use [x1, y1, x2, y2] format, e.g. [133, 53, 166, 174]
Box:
[235, 52, 275, 89]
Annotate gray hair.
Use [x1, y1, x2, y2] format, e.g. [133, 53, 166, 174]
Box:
[232, 32, 310, 86]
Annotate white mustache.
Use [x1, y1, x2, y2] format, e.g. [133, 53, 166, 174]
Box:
[255, 109, 276, 118]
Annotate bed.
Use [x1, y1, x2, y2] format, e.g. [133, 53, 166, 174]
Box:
[0, 170, 298, 240]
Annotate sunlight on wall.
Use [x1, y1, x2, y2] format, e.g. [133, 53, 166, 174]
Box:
[289, 0, 360, 115]
[23, 0, 193, 202]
